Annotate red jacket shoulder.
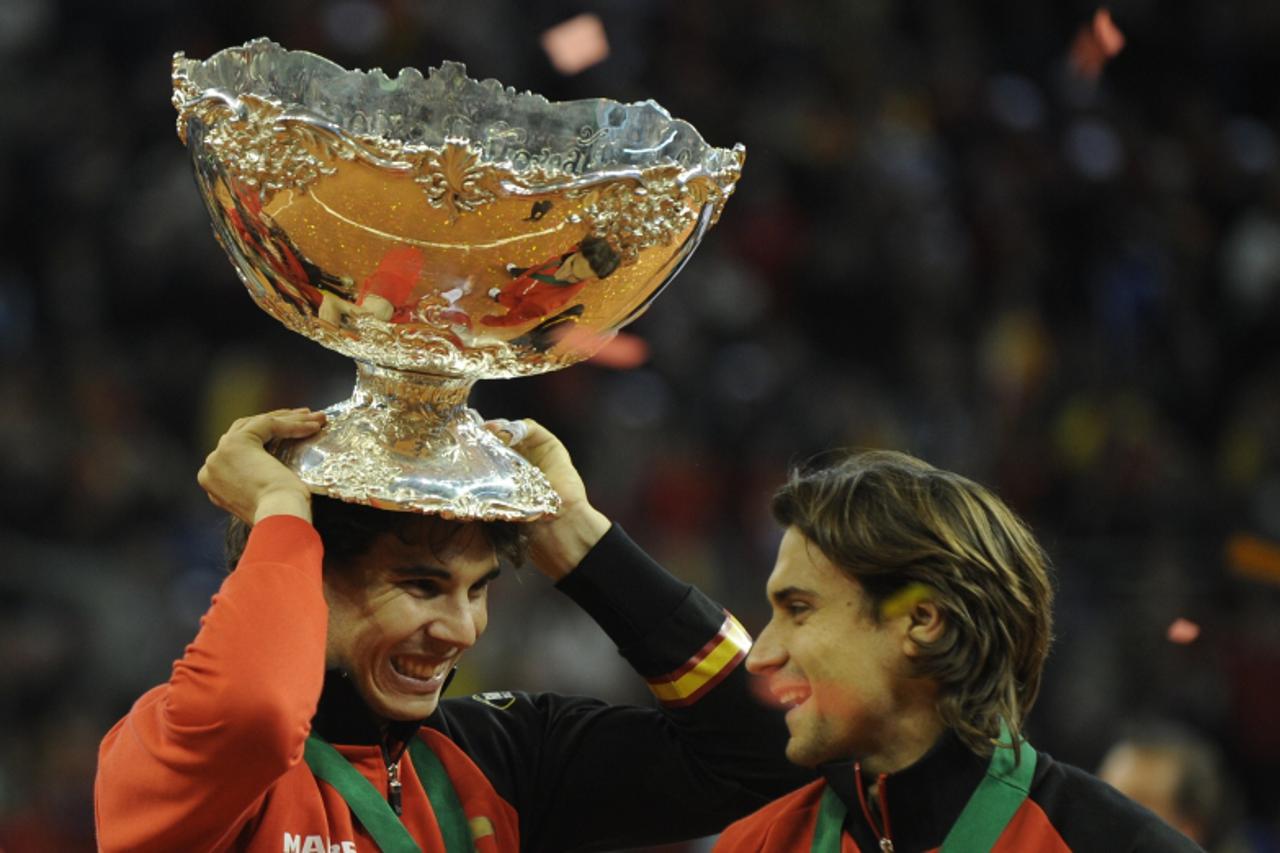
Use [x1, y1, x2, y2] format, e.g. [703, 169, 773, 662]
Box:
[715, 778, 828, 852]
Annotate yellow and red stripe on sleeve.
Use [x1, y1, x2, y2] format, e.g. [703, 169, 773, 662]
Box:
[646, 612, 752, 707]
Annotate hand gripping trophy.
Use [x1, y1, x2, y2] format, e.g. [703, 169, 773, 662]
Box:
[172, 39, 744, 520]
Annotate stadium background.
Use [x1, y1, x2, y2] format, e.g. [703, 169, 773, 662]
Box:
[2, 0, 1279, 848]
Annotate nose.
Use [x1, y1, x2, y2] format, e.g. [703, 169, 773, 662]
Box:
[745, 619, 784, 675]
[426, 597, 480, 650]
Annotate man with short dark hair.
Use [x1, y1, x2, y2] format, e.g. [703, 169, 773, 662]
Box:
[716, 450, 1201, 852]
[1099, 722, 1239, 850]
[95, 408, 807, 851]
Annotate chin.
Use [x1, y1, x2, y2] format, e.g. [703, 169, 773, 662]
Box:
[786, 729, 851, 769]
[360, 686, 440, 722]
[381, 697, 440, 721]
[784, 739, 823, 769]
[385, 706, 434, 722]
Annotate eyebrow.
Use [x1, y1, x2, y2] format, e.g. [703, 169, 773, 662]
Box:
[390, 566, 503, 586]
[769, 585, 818, 605]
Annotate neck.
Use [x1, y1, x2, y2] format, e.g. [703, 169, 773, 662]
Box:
[313, 669, 423, 748]
[820, 729, 1006, 853]
[859, 705, 946, 777]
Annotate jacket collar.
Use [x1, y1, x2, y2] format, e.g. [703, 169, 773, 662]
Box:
[819, 730, 989, 851]
[310, 669, 424, 759]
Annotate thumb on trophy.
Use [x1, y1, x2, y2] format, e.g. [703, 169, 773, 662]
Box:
[484, 418, 529, 447]
[483, 418, 610, 581]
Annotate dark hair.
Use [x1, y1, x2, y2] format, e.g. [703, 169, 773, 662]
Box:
[771, 449, 1054, 756]
[224, 495, 525, 574]
[579, 236, 621, 279]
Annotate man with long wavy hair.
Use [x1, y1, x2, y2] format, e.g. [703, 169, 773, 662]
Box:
[717, 450, 1200, 852]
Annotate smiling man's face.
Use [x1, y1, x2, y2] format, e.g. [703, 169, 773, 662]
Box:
[323, 519, 500, 721]
[748, 527, 916, 768]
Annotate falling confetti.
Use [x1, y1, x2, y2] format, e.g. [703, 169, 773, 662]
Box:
[1166, 617, 1201, 645]
[1069, 8, 1127, 81]
[546, 323, 650, 368]
[588, 331, 650, 368]
[542, 13, 610, 76]
[1226, 532, 1280, 586]
[748, 672, 784, 709]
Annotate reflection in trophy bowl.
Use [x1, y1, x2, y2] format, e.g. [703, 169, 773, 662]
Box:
[173, 39, 744, 519]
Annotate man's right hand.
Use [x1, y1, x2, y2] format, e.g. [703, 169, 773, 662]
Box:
[197, 409, 326, 524]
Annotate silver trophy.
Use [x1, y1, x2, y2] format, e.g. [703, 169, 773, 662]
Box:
[173, 39, 744, 520]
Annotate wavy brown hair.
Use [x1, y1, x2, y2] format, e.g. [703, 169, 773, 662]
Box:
[771, 449, 1054, 756]
[225, 495, 525, 575]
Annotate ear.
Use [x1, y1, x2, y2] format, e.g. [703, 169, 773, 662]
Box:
[902, 599, 945, 657]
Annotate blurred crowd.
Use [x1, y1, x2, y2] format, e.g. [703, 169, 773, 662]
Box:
[3, 0, 1280, 850]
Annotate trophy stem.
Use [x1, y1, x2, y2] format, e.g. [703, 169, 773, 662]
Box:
[282, 362, 561, 520]
[348, 362, 474, 422]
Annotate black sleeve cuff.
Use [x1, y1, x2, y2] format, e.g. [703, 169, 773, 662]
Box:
[554, 523, 694, 653]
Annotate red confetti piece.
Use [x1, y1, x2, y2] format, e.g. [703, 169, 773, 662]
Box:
[1093, 9, 1125, 55]
[1167, 617, 1201, 645]
[588, 331, 649, 369]
[541, 13, 610, 75]
[547, 324, 650, 369]
[748, 673, 785, 709]
[1069, 8, 1127, 81]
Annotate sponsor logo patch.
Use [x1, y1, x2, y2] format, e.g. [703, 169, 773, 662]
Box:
[471, 690, 517, 710]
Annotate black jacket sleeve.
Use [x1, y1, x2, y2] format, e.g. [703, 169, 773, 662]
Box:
[1032, 759, 1206, 852]
[432, 524, 812, 852]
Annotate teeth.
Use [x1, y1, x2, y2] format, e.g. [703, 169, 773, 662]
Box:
[775, 688, 809, 708]
[392, 656, 446, 681]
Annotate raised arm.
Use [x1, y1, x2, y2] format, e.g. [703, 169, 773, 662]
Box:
[95, 410, 330, 851]
[447, 421, 811, 851]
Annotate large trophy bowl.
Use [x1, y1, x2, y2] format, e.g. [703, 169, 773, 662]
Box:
[173, 39, 744, 520]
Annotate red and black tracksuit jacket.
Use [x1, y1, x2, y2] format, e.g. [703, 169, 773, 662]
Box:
[95, 516, 810, 852]
[715, 730, 1204, 852]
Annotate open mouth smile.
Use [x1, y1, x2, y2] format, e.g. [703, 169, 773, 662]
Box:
[771, 680, 812, 710]
[389, 655, 452, 692]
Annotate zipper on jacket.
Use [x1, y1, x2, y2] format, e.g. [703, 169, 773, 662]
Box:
[380, 735, 408, 817]
[854, 762, 894, 852]
[387, 757, 403, 816]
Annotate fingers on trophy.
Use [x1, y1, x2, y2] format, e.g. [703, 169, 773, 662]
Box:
[173, 39, 744, 520]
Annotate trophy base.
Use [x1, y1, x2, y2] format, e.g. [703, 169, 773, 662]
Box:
[281, 362, 561, 521]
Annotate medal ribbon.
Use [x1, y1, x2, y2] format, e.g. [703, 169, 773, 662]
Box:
[304, 734, 473, 852]
[810, 728, 1037, 852]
